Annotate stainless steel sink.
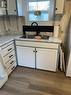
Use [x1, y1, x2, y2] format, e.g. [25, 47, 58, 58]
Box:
[41, 36, 49, 40]
[20, 35, 35, 39]
[20, 35, 49, 40]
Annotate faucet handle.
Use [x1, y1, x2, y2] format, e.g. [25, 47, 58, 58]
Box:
[31, 22, 38, 26]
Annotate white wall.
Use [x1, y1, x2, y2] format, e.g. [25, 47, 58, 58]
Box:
[0, 17, 6, 35]
[0, 0, 70, 36]
[69, 18, 71, 49]
[58, 0, 71, 44]
[62, 0, 71, 66]
[0, 16, 25, 35]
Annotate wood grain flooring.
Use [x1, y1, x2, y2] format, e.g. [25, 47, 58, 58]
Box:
[0, 66, 71, 95]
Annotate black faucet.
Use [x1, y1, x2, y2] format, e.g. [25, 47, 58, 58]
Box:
[31, 22, 38, 26]
[31, 22, 40, 36]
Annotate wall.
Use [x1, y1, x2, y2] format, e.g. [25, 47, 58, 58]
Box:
[0, 17, 6, 35]
[69, 19, 71, 48]
[61, 0, 71, 66]
[0, 16, 25, 36]
[64, 18, 71, 66]
[59, 0, 71, 44]
[0, 0, 71, 36]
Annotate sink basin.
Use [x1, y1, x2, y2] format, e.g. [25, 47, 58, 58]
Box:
[20, 35, 49, 40]
[41, 36, 49, 40]
[20, 35, 35, 39]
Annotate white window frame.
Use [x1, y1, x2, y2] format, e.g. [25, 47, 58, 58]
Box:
[25, 0, 55, 25]
[27, 0, 55, 22]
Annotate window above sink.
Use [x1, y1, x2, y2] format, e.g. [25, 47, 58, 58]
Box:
[27, 0, 55, 22]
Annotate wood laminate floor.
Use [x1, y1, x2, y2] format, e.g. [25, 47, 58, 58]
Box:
[0, 66, 71, 95]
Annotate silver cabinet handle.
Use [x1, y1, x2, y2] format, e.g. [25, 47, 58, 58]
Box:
[33, 51, 35, 52]
[33, 51, 37, 52]
[36, 51, 37, 52]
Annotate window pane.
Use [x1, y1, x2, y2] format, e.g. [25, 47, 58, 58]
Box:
[29, 2, 37, 11]
[29, 12, 49, 21]
[37, 1, 50, 11]
[29, 1, 50, 11]
[27, 0, 54, 22]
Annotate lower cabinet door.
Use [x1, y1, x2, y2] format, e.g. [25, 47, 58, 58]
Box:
[66, 52, 71, 77]
[36, 48, 58, 71]
[16, 46, 35, 68]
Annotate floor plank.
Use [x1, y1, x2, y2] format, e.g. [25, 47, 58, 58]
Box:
[0, 66, 71, 95]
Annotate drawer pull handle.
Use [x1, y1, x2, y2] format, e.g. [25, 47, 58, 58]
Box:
[33, 51, 35, 52]
[9, 55, 13, 58]
[14, 10, 16, 11]
[56, 8, 57, 10]
[8, 48, 12, 51]
[10, 61, 14, 64]
[11, 66, 15, 70]
[33, 51, 37, 52]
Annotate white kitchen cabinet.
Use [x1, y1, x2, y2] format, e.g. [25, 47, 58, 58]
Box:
[0, 0, 6, 15]
[0, 55, 8, 88]
[55, 0, 65, 14]
[7, 0, 17, 15]
[1, 41, 17, 75]
[16, 46, 35, 68]
[66, 51, 71, 77]
[36, 48, 58, 71]
[16, 40, 59, 72]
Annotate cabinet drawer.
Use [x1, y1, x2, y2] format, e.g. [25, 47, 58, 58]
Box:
[4, 57, 16, 69]
[1, 41, 13, 49]
[3, 50, 15, 64]
[2, 43, 14, 57]
[7, 62, 17, 75]
[16, 41, 59, 49]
